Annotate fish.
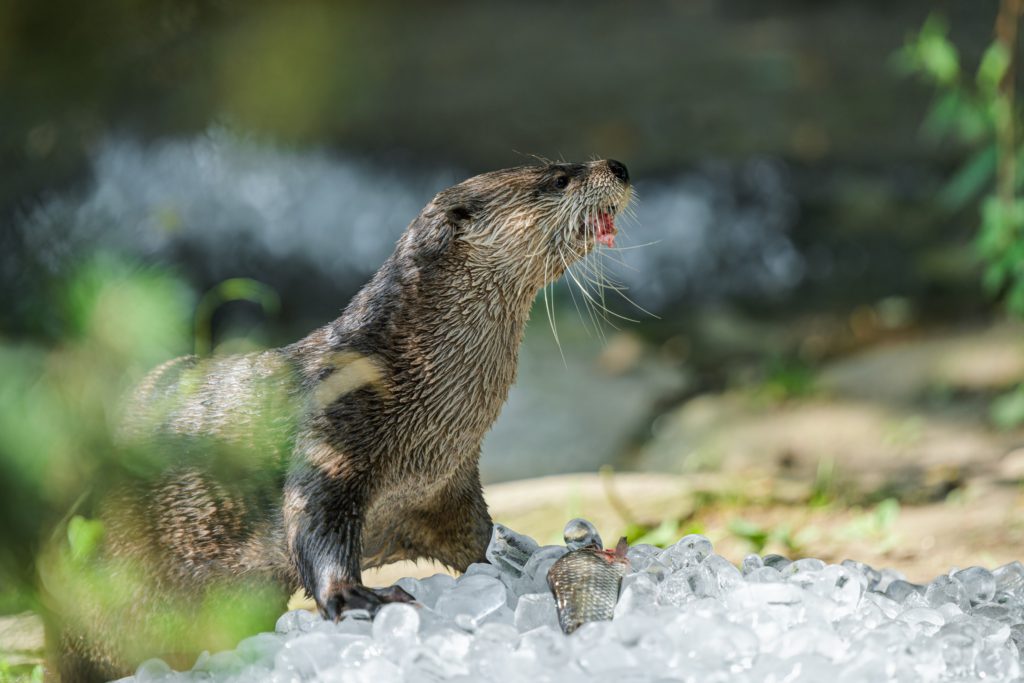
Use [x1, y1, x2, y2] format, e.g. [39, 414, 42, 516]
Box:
[547, 527, 630, 634]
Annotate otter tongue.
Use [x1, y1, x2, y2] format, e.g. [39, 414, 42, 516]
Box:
[596, 213, 616, 248]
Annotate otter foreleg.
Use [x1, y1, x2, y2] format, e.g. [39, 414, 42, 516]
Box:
[285, 451, 412, 620]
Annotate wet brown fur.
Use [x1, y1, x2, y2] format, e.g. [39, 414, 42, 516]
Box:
[49, 160, 631, 681]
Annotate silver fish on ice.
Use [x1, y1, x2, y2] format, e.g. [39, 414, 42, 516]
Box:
[547, 519, 630, 634]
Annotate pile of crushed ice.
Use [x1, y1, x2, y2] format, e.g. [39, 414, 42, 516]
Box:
[125, 524, 1024, 682]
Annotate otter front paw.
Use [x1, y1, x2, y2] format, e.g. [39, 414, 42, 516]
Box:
[320, 583, 416, 622]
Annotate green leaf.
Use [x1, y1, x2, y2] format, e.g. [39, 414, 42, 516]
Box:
[67, 515, 105, 563]
[921, 91, 964, 141]
[917, 20, 959, 85]
[955, 98, 995, 143]
[728, 518, 769, 553]
[873, 498, 900, 531]
[629, 519, 680, 548]
[977, 43, 1010, 94]
[941, 146, 996, 209]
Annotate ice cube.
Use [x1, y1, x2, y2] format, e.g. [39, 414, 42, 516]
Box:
[404, 629, 472, 679]
[702, 554, 743, 595]
[516, 625, 568, 668]
[434, 574, 507, 626]
[234, 632, 285, 666]
[973, 602, 1012, 622]
[274, 608, 319, 634]
[975, 645, 1021, 680]
[874, 567, 907, 594]
[485, 523, 540, 578]
[463, 561, 502, 579]
[953, 566, 997, 604]
[402, 642, 469, 680]
[798, 565, 863, 621]
[514, 544, 568, 595]
[409, 573, 456, 609]
[337, 657, 402, 683]
[763, 554, 791, 571]
[576, 640, 637, 674]
[614, 572, 658, 618]
[926, 575, 971, 611]
[938, 627, 980, 676]
[513, 592, 559, 632]
[625, 543, 660, 569]
[898, 607, 945, 636]
[670, 533, 713, 559]
[480, 604, 515, 628]
[133, 659, 171, 682]
[658, 546, 704, 571]
[741, 553, 764, 575]
[562, 518, 603, 550]
[658, 534, 712, 572]
[841, 559, 882, 591]
[746, 566, 783, 583]
[372, 603, 420, 646]
[642, 559, 672, 582]
[274, 631, 350, 678]
[781, 557, 826, 576]
[993, 560, 1024, 594]
[884, 579, 922, 604]
[658, 570, 698, 607]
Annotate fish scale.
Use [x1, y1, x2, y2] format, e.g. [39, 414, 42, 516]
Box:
[547, 536, 630, 634]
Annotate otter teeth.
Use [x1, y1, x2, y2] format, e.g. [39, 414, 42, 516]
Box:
[595, 207, 617, 248]
[578, 205, 619, 248]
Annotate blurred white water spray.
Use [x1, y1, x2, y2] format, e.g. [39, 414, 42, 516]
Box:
[16, 128, 804, 311]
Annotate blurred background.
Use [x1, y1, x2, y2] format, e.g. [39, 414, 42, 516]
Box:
[2, 0, 1024, 673]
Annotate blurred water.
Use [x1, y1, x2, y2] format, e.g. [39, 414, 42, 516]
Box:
[15, 128, 804, 313]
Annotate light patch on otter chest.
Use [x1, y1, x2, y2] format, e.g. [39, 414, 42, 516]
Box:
[312, 351, 389, 408]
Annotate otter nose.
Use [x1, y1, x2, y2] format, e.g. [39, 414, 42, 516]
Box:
[606, 159, 629, 184]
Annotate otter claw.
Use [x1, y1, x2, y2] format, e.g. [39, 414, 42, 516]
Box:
[322, 584, 416, 622]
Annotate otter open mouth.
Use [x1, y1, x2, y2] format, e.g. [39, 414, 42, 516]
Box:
[581, 205, 618, 248]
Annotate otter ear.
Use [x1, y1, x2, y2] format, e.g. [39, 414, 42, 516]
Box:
[411, 199, 478, 264]
[444, 203, 474, 227]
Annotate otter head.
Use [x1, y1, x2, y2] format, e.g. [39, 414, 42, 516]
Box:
[406, 159, 632, 287]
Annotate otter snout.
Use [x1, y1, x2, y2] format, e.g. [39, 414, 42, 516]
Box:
[606, 159, 629, 184]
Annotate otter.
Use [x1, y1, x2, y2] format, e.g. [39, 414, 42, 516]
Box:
[49, 159, 632, 681]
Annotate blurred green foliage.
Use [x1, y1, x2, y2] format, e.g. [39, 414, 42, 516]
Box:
[898, 15, 1022, 304]
[0, 251, 292, 669]
[808, 457, 838, 509]
[730, 517, 826, 557]
[991, 384, 1024, 429]
[839, 498, 902, 553]
[0, 660, 43, 683]
[194, 277, 280, 356]
[0, 254, 193, 611]
[898, 6, 1024, 426]
[751, 356, 818, 405]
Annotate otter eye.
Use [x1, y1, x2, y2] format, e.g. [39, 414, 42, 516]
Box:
[552, 175, 570, 191]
